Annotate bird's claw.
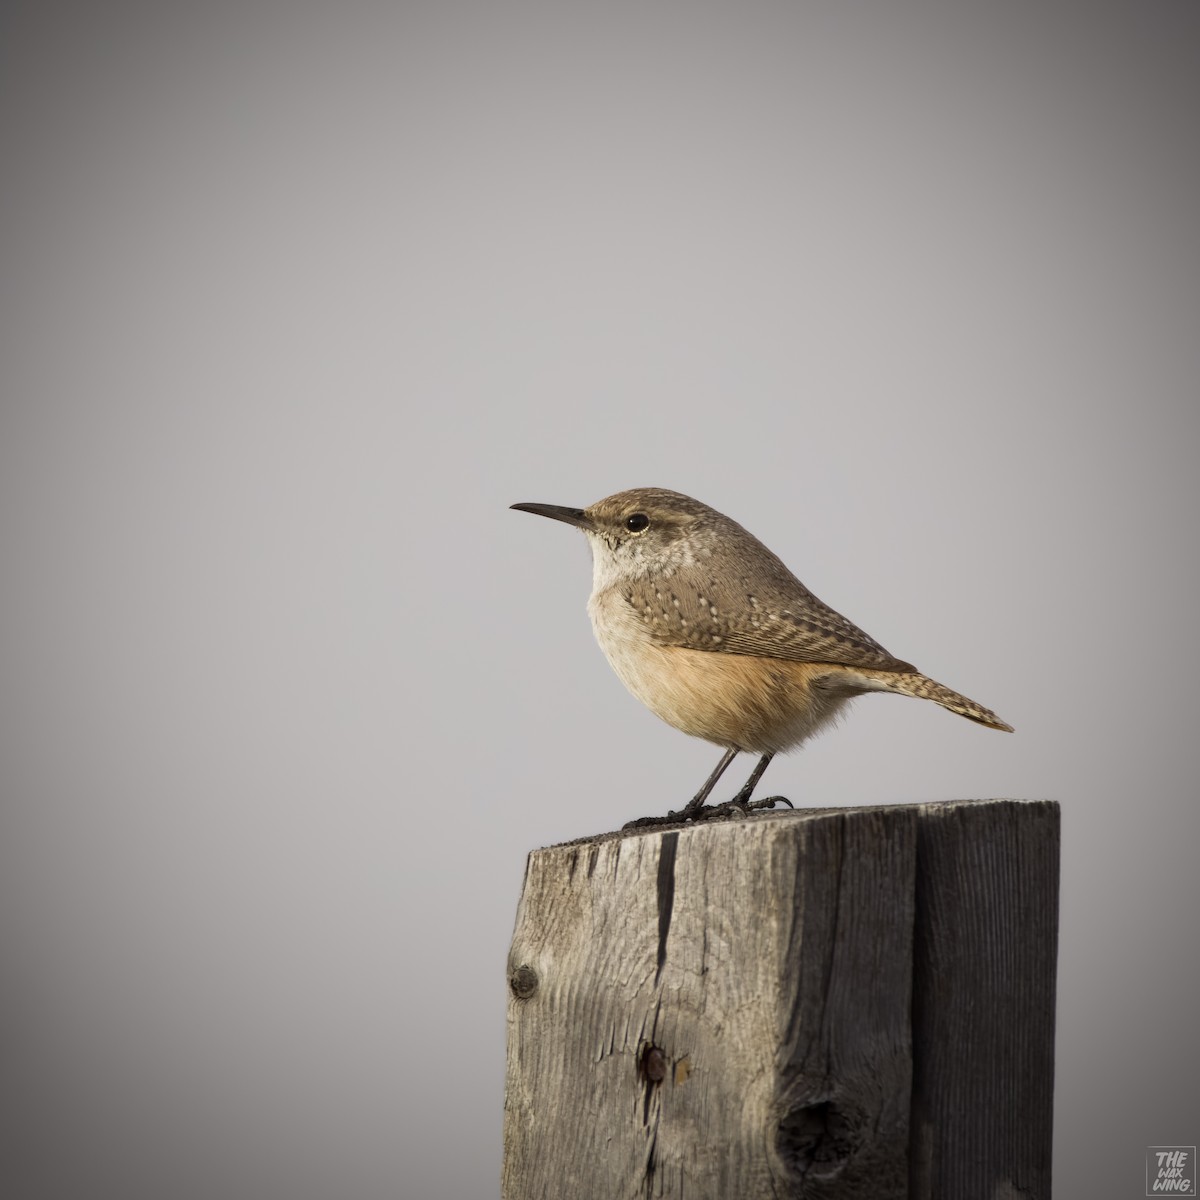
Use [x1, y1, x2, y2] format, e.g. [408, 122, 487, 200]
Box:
[747, 795, 793, 811]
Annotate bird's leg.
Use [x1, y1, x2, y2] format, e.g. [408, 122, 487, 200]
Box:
[726, 753, 793, 812]
[671, 752, 793, 822]
[677, 747, 740, 819]
[622, 748, 740, 829]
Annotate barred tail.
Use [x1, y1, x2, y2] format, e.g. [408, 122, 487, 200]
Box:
[831, 668, 1014, 732]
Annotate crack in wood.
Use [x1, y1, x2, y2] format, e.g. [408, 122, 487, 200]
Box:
[655, 832, 679, 987]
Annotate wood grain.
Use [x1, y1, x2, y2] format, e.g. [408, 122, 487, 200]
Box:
[909, 800, 1060, 1200]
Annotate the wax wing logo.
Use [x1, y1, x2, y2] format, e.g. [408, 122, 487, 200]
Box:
[1147, 1147, 1196, 1195]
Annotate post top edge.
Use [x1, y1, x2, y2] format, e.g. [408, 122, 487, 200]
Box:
[529, 798, 1055, 854]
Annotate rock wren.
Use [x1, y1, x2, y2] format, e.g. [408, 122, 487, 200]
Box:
[512, 487, 1012, 825]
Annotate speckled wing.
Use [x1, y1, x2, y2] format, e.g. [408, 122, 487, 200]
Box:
[622, 550, 916, 673]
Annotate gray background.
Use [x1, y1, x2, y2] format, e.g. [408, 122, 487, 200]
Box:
[1, 2, 1196, 1197]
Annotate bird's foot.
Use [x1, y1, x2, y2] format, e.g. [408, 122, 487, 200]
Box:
[692, 794, 794, 821]
[622, 794, 793, 830]
[621, 809, 690, 830]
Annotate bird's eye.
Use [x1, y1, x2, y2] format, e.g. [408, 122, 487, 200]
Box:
[625, 513, 650, 532]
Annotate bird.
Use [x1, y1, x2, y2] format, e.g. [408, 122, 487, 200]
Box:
[511, 488, 1012, 826]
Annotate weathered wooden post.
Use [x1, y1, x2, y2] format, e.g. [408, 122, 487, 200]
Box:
[503, 799, 1058, 1199]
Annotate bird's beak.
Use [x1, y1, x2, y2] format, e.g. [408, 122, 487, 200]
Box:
[510, 502, 594, 531]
